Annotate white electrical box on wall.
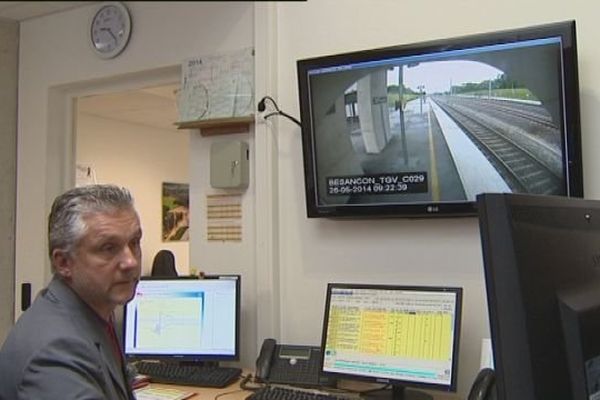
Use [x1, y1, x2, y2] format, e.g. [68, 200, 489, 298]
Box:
[210, 140, 249, 189]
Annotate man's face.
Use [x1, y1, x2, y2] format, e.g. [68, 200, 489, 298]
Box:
[54, 207, 142, 319]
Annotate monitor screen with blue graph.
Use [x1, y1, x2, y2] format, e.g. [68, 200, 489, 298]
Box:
[320, 283, 462, 394]
[123, 275, 240, 361]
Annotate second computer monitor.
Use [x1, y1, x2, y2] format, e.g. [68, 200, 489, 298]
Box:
[123, 275, 240, 362]
[478, 192, 600, 400]
[320, 283, 462, 399]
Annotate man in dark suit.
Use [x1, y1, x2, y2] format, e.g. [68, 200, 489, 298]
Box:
[0, 184, 142, 399]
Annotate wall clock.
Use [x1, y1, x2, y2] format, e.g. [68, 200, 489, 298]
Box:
[90, 2, 132, 59]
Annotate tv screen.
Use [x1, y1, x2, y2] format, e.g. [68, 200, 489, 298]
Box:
[320, 283, 462, 399]
[297, 20, 582, 218]
[123, 275, 240, 362]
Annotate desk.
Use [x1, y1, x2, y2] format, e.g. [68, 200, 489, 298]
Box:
[147, 372, 460, 400]
[146, 372, 250, 400]
[149, 382, 248, 400]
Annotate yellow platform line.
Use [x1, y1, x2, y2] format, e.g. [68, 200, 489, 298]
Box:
[427, 105, 440, 201]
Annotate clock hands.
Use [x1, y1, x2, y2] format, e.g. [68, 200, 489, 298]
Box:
[100, 27, 118, 45]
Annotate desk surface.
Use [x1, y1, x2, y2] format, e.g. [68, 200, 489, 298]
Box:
[148, 383, 246, 400]
[146, 371, 460, 400]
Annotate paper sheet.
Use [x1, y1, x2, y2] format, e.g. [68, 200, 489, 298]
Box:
[206, 194, 242, 242]
[179, 48, 254, 122]
[134, 386, 196, 400]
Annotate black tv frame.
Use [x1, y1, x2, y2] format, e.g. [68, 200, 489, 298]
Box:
[297, 20, 583, 219]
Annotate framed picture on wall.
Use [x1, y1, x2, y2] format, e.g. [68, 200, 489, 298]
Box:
[162, 182, 190, 242]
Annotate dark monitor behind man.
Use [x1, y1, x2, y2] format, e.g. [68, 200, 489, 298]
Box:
[0, 184, 142, 400]
[477, 192, 600, 400]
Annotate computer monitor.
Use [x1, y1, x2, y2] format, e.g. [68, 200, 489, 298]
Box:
[297, 20, 583, 219]
[320, 283, 463, 400]
[123, 275, 240, 362]
[477, 192, 600, 400]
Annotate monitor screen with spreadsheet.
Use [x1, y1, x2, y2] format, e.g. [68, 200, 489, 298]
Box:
[123, 275, 240, 362]
[320, 283, 462, 398]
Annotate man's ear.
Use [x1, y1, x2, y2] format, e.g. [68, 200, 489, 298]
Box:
[52, 249, 73, 279]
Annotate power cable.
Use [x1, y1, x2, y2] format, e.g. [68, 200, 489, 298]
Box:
[257, 96, 302, 127]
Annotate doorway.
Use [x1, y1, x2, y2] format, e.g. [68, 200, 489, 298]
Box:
[75, 83, 190, 275]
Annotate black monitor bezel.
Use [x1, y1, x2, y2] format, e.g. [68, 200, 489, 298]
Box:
[477, 193, 600, 399]
[123, 274, 241, 362]
[319, 283, 463, 393]
[297, 20, 582, 219]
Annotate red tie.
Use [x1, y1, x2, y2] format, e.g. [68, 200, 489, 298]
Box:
[106, 316, 123, 366]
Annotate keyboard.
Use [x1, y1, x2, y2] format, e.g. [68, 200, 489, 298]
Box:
[246, 386, 352, 400]
[135, 361, 242, 388]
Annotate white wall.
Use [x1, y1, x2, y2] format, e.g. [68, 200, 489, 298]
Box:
[15, 1, 257, 366]
[0, 18, 18, 344]
[13, 0, 600, 398]
[76, 113, 190, 275]
[273, 0, 600, 397]
[189, 131, 257, 368]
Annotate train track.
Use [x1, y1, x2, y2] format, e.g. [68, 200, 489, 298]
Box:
[449, 96, 557, 130]
[432, 97, 562, 194]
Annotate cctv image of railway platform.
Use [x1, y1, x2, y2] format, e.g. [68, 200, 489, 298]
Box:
[304, 36, 571, 209]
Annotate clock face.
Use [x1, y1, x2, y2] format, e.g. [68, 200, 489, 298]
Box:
[90, 2, 131, 59]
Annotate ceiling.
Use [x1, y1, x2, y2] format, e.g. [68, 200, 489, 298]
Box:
[0, 2, 181, 131]
[78, 84, 181, 132]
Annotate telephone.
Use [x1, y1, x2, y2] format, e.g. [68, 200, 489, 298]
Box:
[255, 338, 334, 387]
[468, 368, 497, 400]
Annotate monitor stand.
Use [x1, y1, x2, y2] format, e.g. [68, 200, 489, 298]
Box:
[363, 384, 434, 400]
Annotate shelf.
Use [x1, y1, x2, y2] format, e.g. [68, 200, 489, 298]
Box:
[175, 115, 254, 136]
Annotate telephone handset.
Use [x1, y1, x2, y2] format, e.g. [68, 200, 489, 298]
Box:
[256, 338, 277, 381]
[468, 368, 497, 400]
[255, 338, 334, 387]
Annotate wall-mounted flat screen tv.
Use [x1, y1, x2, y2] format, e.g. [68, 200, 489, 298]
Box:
[297, 20, 583, 218]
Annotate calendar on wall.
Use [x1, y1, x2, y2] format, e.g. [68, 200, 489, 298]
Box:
[178, 47, 254, 123]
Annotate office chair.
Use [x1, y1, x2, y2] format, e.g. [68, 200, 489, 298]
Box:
[150, 249, 179, 277]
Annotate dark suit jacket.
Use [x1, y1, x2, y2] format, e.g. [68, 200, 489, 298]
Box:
[0, 276, 135, 400]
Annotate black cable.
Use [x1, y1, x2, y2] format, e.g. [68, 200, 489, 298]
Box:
[215, 388, 246, 400]
[239, 374, 266, 392]
[258, 96, 279, 112]
[257, 96, 302, 127]
[278, 110, 302, 127]
[264, 111, 280, 119]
